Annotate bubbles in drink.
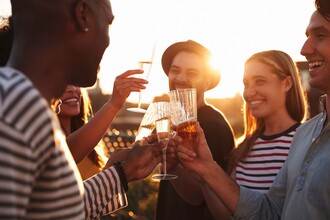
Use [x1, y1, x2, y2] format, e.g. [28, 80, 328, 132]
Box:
[155, 117, 171, 143]
[138, 61, 153, 79]
[135, 123, 155, 141]
[176, 119, 197, 151]
[177, 118, 197, 140]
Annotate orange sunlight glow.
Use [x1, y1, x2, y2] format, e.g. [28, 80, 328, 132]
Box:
[98, 0, 314, 103]
[0, 0, 315, 103]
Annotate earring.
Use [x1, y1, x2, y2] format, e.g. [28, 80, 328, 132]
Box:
[56, 100, 62, 115]
[84, 27, 89, 32]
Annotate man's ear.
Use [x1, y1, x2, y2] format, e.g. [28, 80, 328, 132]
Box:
[74, 0, 92, 32]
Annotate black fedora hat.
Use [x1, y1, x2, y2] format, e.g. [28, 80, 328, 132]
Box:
[161, 40, 221, 90]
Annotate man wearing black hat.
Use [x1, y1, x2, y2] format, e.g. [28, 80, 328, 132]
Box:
[155, 40, 235, 220]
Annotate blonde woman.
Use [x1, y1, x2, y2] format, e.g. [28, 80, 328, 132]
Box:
[177, 50, 308, 219]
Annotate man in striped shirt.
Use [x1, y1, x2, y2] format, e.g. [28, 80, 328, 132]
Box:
[0, 0, 163, 219]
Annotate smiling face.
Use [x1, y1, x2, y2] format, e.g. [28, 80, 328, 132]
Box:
[58, 85, 82, 118]
[168, 51, 210, 101]
[243, 60, 290, 120]
[301, 10, 330, 93]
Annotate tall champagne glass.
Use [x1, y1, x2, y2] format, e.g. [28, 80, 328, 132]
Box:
[135, 103, 157, 141]
[152, 102, 178, 180]
[127, 43, 156, 113]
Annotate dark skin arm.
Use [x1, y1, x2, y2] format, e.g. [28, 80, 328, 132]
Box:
[67, 70, 147, 163]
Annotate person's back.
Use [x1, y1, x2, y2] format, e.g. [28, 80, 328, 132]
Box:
[0, 66, 85, 218]
[0, 1, 164, 219]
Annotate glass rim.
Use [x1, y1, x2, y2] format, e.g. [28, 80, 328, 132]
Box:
[168, 88, 196, 93]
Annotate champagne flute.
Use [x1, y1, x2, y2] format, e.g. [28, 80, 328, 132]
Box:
[135, 103, 157, 141]
[152, 102, 178, 180]
[127, 43, 156, 113]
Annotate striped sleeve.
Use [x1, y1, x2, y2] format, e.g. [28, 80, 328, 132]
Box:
[0, 68, 85, 219]
[83, 166, 128, 219]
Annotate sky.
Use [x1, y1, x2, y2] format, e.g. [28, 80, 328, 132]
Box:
[0, 0, 315, 103]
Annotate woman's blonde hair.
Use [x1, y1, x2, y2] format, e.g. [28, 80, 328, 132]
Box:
[226, 50, 308, 174]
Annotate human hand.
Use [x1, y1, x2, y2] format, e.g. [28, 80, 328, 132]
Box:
[162, 135, 179, 171]
[120, 141, 164, 182]
[105, 134, 155, 169]
[110, 69, 148, 110]
[142, 133, 178, 172]
[176, 122, 214, 175]
[104, 148, 130, 169]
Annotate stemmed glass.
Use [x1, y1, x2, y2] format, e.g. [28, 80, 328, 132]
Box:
[152, 102, 178, 180]
[127, 43, 156, 113]
[135, 103, 157, 141]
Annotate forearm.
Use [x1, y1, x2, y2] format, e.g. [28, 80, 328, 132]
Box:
[201, 183, 232, 220]
[199, 160, 240, 214]
[68, 101, 121, 163]
[84, 167, 128, 219]
[169, 164, 204, 205]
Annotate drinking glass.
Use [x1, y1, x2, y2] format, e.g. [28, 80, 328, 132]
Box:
[127, 43, 156, 113]
[135, 103, 157, 141]
[152, 101, 178, 180]
[169, 88, 198, 152]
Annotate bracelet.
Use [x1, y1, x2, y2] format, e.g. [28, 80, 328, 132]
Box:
[113, 161, 129, 192]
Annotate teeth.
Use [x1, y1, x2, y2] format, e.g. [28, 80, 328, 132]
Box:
[63, 98, 78, 103]
[309, 61, 323, 71]
[250, 100, 263, 105]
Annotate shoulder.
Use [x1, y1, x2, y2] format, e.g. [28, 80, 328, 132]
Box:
[198, 105, 227, 122]
[198, 105, 235, 150]
[298, 113, 323, 131]
[0, 67, 55, 149]
[198, 105, 233, 131]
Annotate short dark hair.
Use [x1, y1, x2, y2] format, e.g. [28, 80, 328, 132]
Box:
[315, 0, 330, 21]
[0, 16, 13, 66]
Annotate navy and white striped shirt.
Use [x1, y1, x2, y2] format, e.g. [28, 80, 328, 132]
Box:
[0, 67, 127, 219]
[236, 123, 299, 194]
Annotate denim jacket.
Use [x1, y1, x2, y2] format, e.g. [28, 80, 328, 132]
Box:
[233, 95, 330, 220]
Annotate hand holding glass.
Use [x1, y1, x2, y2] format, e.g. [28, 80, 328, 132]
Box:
[127, 61, 153, 113]
[152, 102, 178, 180]
[127, 42, 156, 113]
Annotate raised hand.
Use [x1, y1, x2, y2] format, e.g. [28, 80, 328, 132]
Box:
[110, 69, 148, 110]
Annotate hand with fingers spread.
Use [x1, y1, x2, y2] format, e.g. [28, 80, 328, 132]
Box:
[110, 69, 148, 110]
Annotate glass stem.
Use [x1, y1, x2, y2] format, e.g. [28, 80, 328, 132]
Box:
[162, 147, 167, 175]
[137, 91, 142, 108]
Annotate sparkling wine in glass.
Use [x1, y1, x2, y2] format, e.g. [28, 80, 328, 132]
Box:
[152, 102, 178, 180]
[127, 43, 156, 113]
[135, 103, 157, 141]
